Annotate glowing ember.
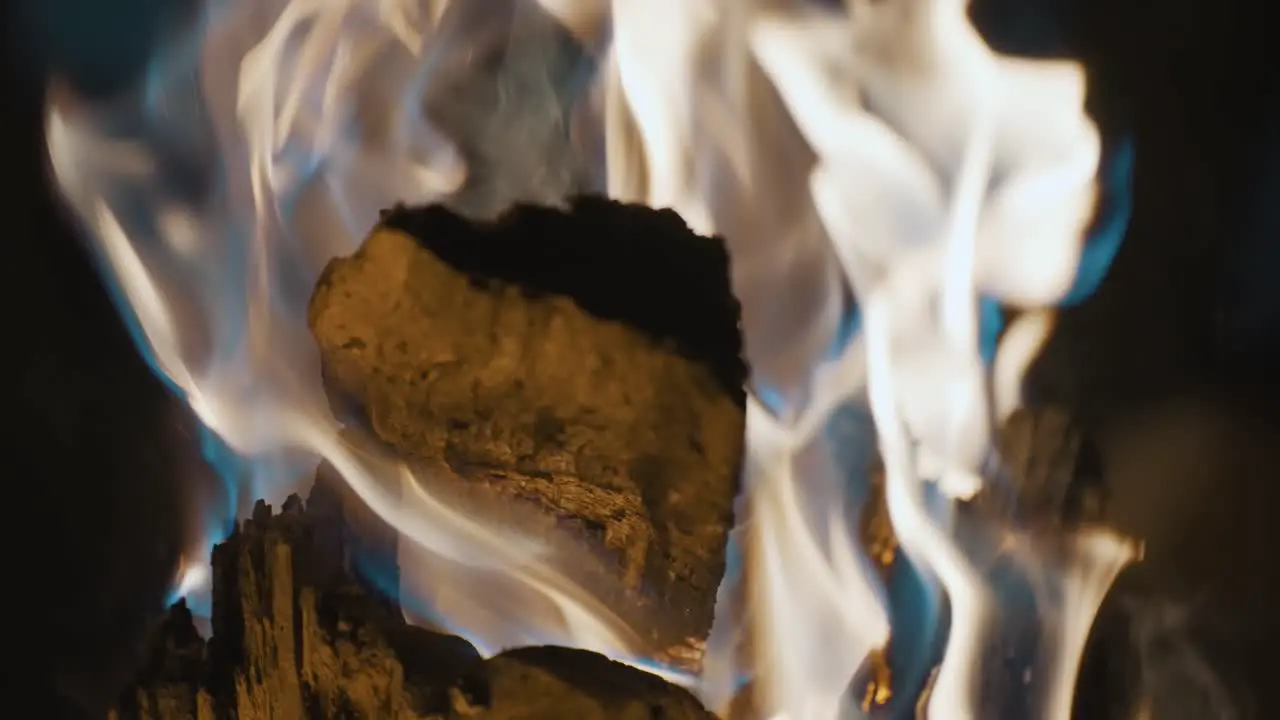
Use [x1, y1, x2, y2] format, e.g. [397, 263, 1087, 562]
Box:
[44, 0, 1139, 717]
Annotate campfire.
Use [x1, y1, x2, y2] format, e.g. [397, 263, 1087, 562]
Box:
[45, 0, 1148, 717]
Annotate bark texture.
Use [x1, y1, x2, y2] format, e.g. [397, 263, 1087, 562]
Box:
[306, 197, 747, 656]
[110, 474, 713, 719]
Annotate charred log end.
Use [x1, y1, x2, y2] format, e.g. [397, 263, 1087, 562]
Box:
[307, 196, 748, 655]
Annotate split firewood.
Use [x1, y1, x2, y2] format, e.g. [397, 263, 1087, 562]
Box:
[307, 197, 747, 660]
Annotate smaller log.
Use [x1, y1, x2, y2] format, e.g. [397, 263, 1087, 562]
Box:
[111, 470, 713, 719]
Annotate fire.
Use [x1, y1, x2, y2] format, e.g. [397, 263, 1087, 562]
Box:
[44, 0, 1139, 718]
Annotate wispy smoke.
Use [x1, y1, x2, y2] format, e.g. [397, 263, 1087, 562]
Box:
[422, 1, 599, 218]
[1124, 595, 1252, 720]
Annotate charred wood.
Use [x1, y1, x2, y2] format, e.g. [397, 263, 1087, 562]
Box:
[112, 477, 713, 719]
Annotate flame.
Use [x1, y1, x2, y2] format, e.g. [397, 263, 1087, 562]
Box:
[595, 1, 1140, 716]
[43, 0, 1139, 717]
[46, 0, 657, 675]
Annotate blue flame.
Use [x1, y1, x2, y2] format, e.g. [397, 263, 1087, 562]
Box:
[95, 21, 247, 615]
[352, 550, 476, 644]
[1064, 138, 1135, 306]
[78, 173, 242, 617]
[742, 129, 1135, 710]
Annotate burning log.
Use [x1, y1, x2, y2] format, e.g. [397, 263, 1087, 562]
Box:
[853, 405, 1113, 716]
[111, 198, 741, 718]
[306, 197, 748, 658]
[112, 475, 713, 719]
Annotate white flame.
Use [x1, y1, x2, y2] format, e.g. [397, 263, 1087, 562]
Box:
[44, 0, 1139, 717]
[592, 1, 1139, 716]
[47, 0, 652, 673]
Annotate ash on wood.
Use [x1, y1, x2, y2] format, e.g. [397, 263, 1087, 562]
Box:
[111, 475, 714, 719]
[307, 196, 748, 657]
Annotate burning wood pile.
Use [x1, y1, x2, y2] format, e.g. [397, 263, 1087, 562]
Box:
[42, 0, 1149, 716]
[113, 486, 713, 720]
[111, 198, 740, 719]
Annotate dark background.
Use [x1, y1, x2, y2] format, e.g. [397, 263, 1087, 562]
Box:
[3, 0, 1279, 716]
